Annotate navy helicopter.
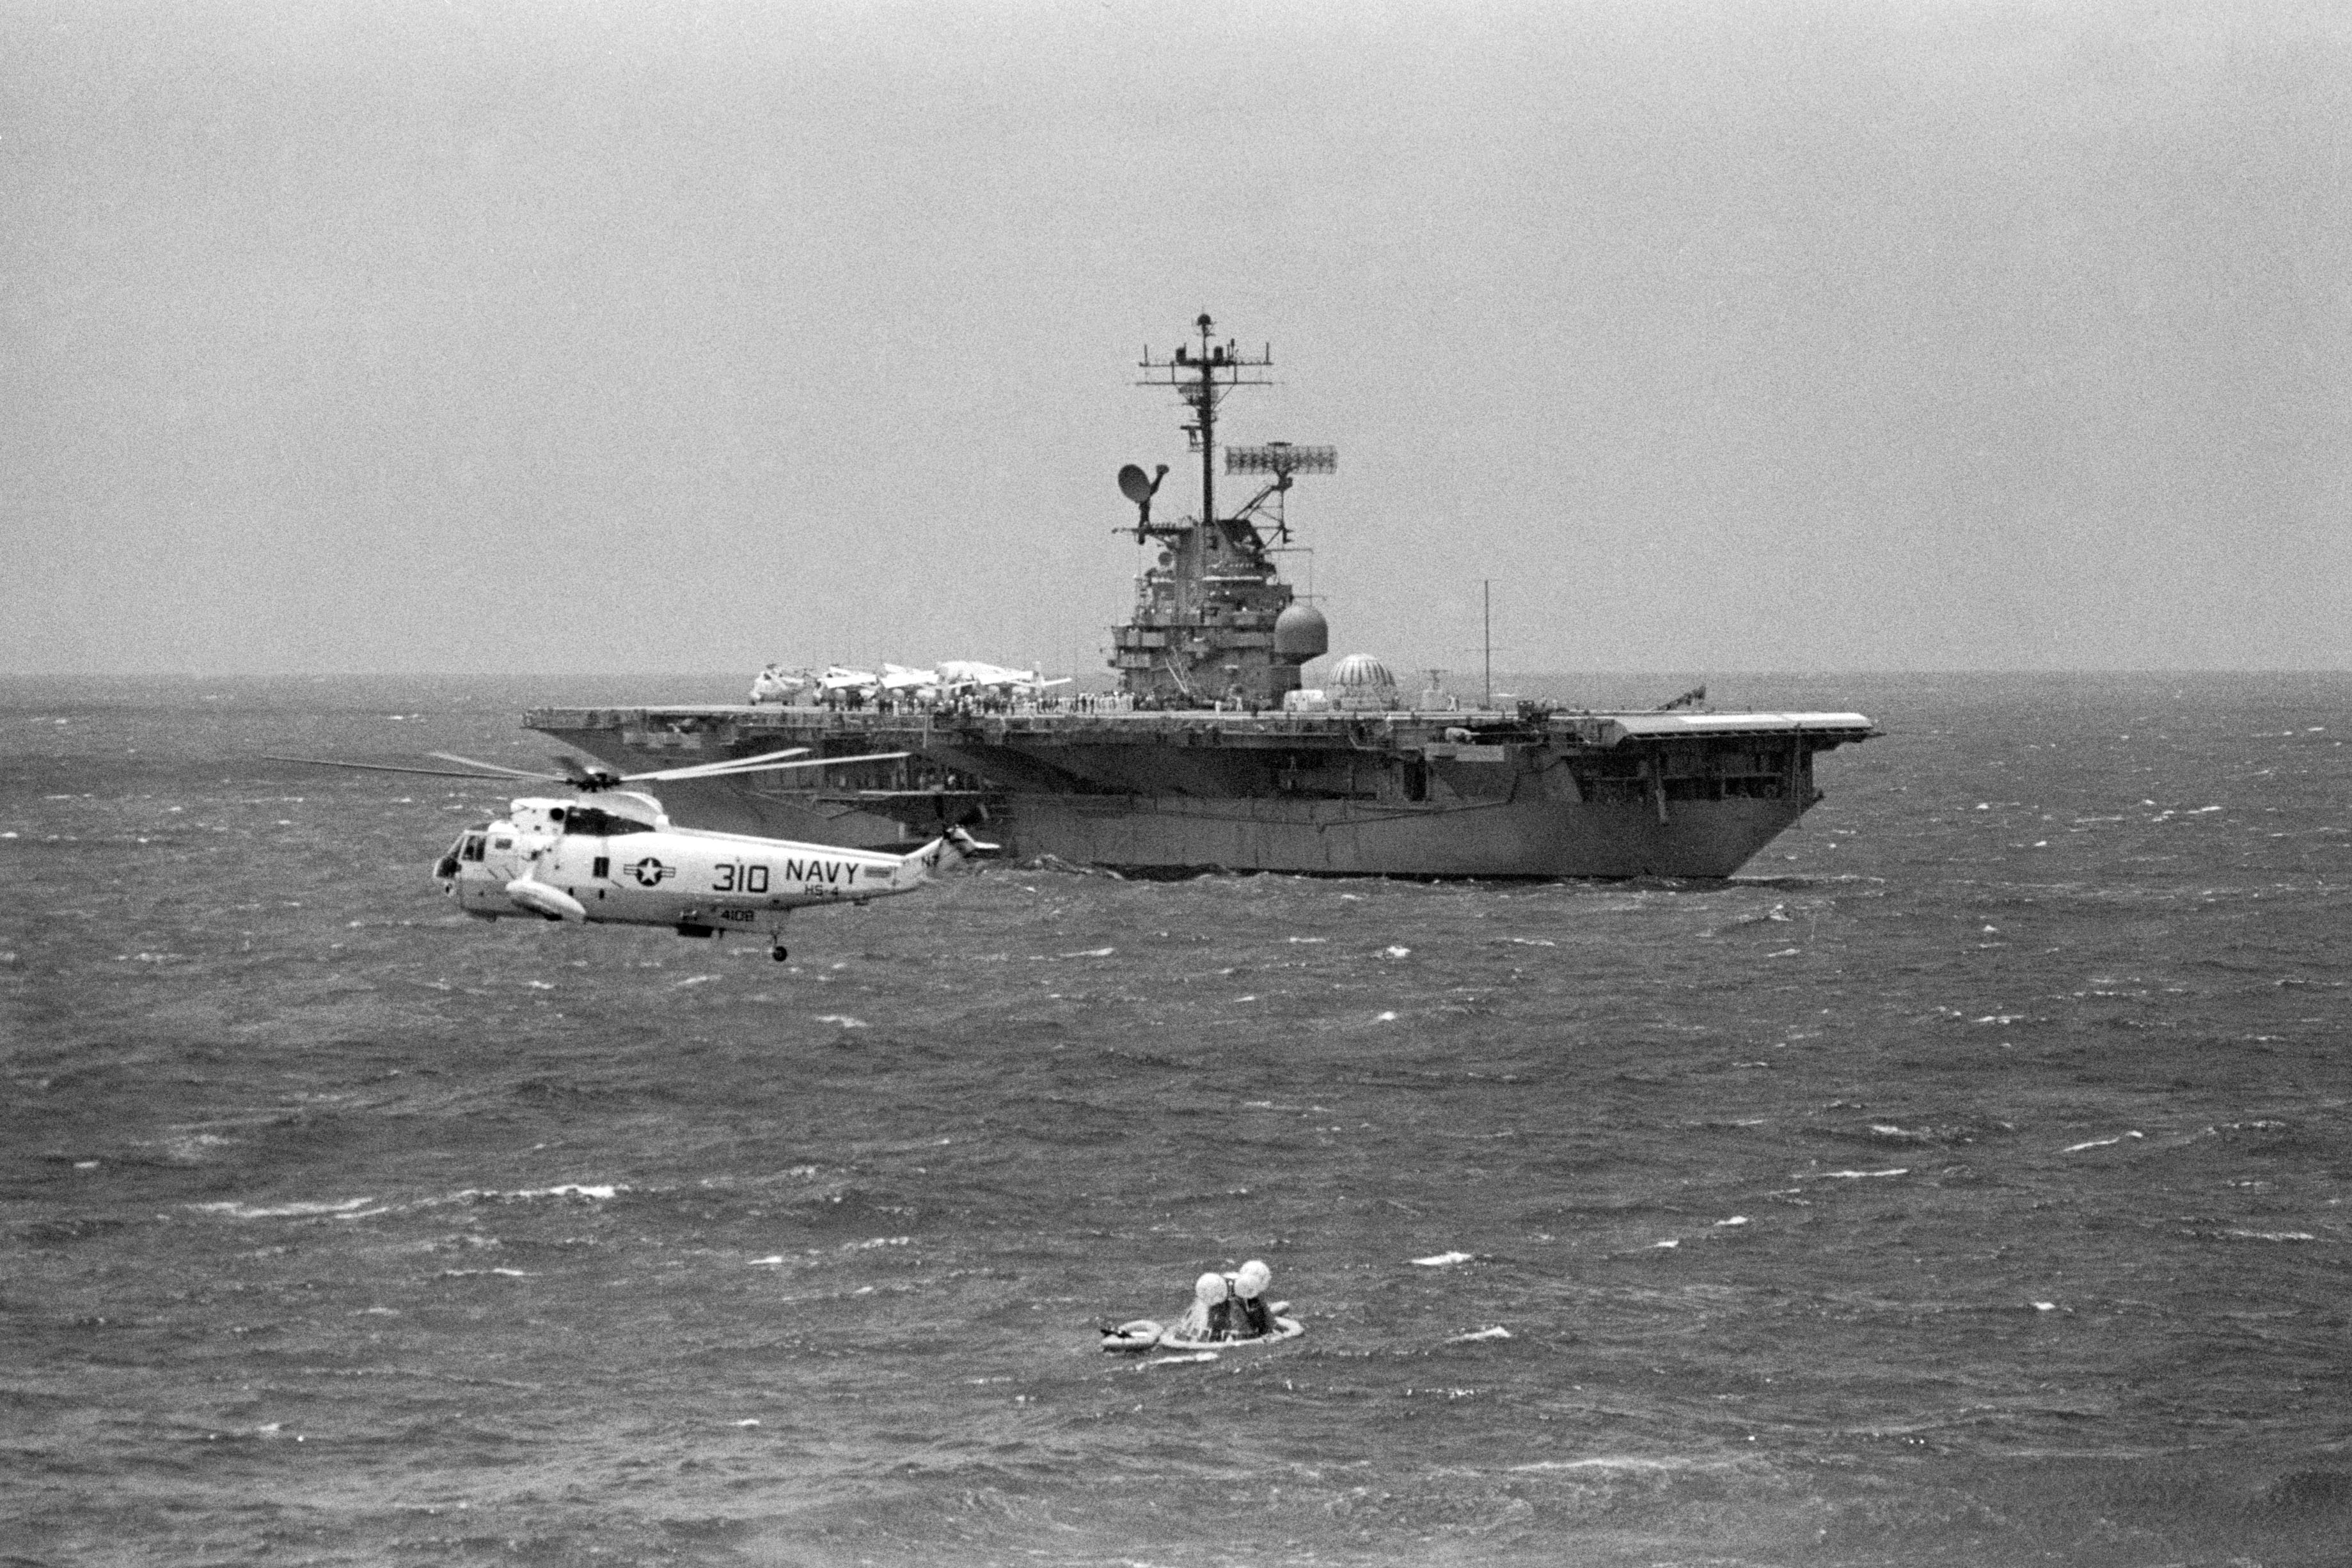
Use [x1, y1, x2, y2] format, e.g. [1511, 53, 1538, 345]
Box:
[271, 746, 990, 961]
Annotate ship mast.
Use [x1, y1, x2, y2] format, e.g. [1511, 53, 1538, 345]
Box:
[1116, 316, 1332, 709]
[1137, 313, 1274, 621]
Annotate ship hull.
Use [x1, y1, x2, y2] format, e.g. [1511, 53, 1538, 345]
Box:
[529, 707, 1865, 879]
[1013, 792, 1804, 879]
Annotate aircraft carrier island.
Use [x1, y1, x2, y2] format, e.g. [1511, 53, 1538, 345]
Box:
[526, 317, 1874, 879]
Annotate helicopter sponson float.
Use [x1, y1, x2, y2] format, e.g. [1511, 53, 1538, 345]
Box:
[270, 746, 993, 961]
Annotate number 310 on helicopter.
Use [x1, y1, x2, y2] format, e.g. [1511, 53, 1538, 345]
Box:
[271, 746, 991, 962]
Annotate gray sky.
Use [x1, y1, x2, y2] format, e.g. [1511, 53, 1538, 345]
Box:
[7, 0, 2346, 677]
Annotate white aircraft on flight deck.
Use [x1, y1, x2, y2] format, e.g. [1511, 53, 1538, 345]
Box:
[817, 665, 881, 703]
[879, 663, 941, 700]
[936, 661, 1073, 698]
[748, 664, 812, 705]
[269, 747, 990, 962]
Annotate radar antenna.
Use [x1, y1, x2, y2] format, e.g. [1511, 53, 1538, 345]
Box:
[1225, 441, 1337, 543]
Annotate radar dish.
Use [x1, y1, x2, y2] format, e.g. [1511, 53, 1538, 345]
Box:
[1117, 464, 1154, 505]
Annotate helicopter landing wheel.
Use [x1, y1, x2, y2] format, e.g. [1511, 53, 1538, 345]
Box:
[770, 945, 789, 963]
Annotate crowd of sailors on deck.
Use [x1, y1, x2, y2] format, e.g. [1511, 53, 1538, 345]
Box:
[750, 663, 1141, 715]
[750, 664, 1362, 717]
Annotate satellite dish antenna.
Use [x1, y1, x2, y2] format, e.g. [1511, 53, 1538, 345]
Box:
[1116, 462, 1170, 538]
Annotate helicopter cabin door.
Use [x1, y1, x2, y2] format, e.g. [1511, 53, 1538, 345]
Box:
[549, 803, 657, 916]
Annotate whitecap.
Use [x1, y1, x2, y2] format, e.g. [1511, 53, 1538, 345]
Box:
[1384, 945, 1411, 958]
[1449, 1326, 1511, 1343]
[1412, 1251, 1473, 1267]
[1715, 1216, 1749, 1227]
[672, 975, 720, 988]
[2227, 1230, 2316, 1243]
[1060, 947, 1116, 958]
[189, 1197, 375, 1219]
[1374, 1010, 1398, 1022]
[1509, 1456, 1708, 1474]
[2062, 1132, 2142, 1152]
[153, 1133, 237, 1162]
[455, 1183, 622, 1203]
[1799, 1168, 1909, 1180]
[814, 1014, 869, 1028]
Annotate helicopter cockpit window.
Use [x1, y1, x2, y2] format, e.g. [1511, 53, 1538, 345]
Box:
[560, 805, 654, 837]
[461, 833, 487, 863]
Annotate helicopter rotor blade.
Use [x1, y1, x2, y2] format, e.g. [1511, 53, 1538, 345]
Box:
[425, 752, 569, 781]
[267, 755, 545, 781]
[546, 753, 606, 783]
[626, 750, 913, 784]
[615, 746, 809, 783]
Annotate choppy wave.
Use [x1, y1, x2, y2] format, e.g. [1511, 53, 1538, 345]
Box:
[6, 671, 2351, 1565]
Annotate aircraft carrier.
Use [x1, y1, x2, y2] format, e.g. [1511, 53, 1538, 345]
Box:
[526, 317, 1874, 878]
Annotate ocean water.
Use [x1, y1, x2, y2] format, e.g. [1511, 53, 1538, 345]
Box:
[3, 671, 2347, 1567]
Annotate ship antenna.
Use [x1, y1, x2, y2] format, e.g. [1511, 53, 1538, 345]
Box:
[1197, 313, 1215, 530]
[1137, 313, 1275, 622]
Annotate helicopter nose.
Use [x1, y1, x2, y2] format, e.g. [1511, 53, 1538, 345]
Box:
[434, 854, 461, 880]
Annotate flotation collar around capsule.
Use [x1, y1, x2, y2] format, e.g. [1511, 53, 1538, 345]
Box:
[1099, 1319, 1166, 1352]
[1153, 1315, 1304, 1352]
[1100, 1315, 1305, 1352]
